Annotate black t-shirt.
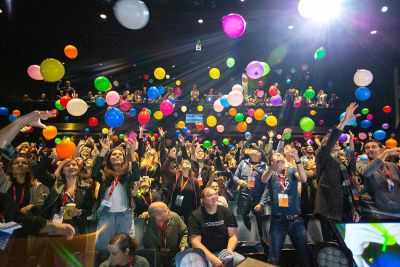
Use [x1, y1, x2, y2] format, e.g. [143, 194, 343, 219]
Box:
[188, 205, 237, 252]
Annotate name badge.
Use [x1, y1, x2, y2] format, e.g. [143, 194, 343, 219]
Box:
[278, 194, 289, 208]
[175, 195, 184, 207]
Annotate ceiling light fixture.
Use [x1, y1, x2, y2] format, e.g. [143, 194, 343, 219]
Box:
[381, 6, 388, 13]
[288, 25, 294, 30]
[370, 30, 378, 35]
[100, 14, 107, 19]
[198, 19, 204, 24]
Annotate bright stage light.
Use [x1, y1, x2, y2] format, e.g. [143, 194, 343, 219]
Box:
[298, 0, 342, 22]
[370, 30, 378, 35]
[381, 6, 388, 13]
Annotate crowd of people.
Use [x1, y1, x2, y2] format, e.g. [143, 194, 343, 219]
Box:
[0, 101, 399, 267]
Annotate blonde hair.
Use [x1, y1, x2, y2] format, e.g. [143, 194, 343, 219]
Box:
[140, 148, 159, 171]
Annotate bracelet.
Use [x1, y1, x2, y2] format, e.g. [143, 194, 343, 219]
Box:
[295, 161, 302, 164]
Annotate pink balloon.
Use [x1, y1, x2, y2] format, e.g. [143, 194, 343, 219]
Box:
[256, 90, 265, 98]
[258, 81, 264, 87]
[119, 100, 131, 111]
[213, 99, 224, 112]
[382, 123, 389, 129]
[106, 91, 120, 106]
[294, 100, 302, 107]
[222, 13, 246, 39]
[227, 91, 244, 107]
[216, 125, 225, 133]
[27, 65, 43, 80]
[246, 61, 264, 80]
[173, 87, 182, 97]
[358, 132, 367, 140]
[232, 84, 244, 93]
[160, 100, 174, 115]
[247, 109, 255, 117]
[367, 114, 373, 120]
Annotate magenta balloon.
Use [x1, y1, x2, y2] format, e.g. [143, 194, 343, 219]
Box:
[106, 91, 120, 106]
[119, 100, 131, 111]
[382, 123, 389, 129]
[27, 65, 43, 80]
[247, 109, 255, 117]
[256, 90, 265, 98]
[173, 87, 182, 97]
[232, 84, 244, 92]
[160, 100, 174, 115]
[366, 114, 373, 120]
[246, 61, 264, 80]
[213, 99, 224, 112]
[222, 13, 246, 38]
[294, 100, 302, 107]
[270, 95, 282, 106]
[227, 91, 244, 107]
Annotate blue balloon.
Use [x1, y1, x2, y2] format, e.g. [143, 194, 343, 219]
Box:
[339, 112, 356, 126]
[8, 114, 16, 122]
[359, 154, 368, 161]
[345, 147, 350, 154]
[228, 144, 234, 151]
[181, 127, 188, 134]
[64, 116, 69, 121]
[168, 98, 176, 104]
[0, 107, 9, 116]
[129, 108, 137, 116]
[373, 130, 386, 140]
[245, 131, 251, 138]
[157, 86, 165, 95]
[220, 95, 230, 108]
[355, 87, 371, 101]
[286, 79, 291, 85]
[95, 97, 105, 107]
[147, 86, 160, 100]
[175, 130, 181, 136]
[105, 108, 125, 128]
[84, 128, 90, 134]
[361, 119, 371, 129]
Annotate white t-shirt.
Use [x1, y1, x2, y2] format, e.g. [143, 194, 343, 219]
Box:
[105, 182, 129, 213]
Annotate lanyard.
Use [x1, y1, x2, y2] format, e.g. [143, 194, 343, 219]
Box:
[180, 176, 189, 193]
[12, 186, 25, 205]
[129, 256, 133, 267]
[159, 223, 167, 247]
[62, 186, 76, 207]
[378, 163, 391, 179]
[109, 176, 120, 198]
[276, 169, 287, 192]
[141, 191, 152, 206]
[250, 163, 260, 176]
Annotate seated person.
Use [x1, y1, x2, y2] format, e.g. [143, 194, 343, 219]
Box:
[100, 233, 149, 267]
[189, 188, 244, 267]
[143, 202, 188, 267]
[208, 181, 228, 208]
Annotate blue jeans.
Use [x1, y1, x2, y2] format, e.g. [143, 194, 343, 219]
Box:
[236, 193, 263, 237]
[207, 249, 245, 267]
[268, 216, 311, 267]
[96, 209, 133, 255]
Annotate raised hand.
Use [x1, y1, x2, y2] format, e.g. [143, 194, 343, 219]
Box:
[343, 102, 360, 122]
[18, 110, 56, 129]
[99, 138, 111, 152]
[158, 127, 166, 137]
[268, 131, 275, 139]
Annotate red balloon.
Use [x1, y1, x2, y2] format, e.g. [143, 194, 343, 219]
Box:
[196, 123, 204, 131]
[383, 105, 392, 113]
[258, 81, 264, 87]
[60, 96, 72, 108]
[269, 86, 278, 96]
[143, 74, 150, 81]
[303, 132, 313, 139]
[353, 137, 358, 142]
[138, 110, 150, 125]
[88, 117, 98, 127]
[51, 109, 59, 117]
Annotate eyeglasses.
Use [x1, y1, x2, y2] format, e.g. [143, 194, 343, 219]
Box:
[205, 194, 218, 199]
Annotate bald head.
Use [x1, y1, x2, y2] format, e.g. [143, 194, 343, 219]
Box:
[148, 202, 169, 222]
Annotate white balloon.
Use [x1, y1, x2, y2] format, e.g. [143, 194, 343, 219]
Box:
[181, 106, 187, 112]
[227, 91, 244, 107]
[67, 98, 88, 116]
[114, 0, 150, 30]
[245, 117, 252, 124]
[232, 84, 243, 93]
[213, 99, 224, 113]
[354, 69, 373, 87]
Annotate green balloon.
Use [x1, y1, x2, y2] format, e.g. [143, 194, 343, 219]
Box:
[284, 133, 291, 140]
[261, 62, 270, 77]
[223, 138, 229, 145]
[119, 134, 124, 140]
[146, 109, 152, 115]
[202, 140, 211, 149]
[299, 117, 315, 132]
[54, 138, 61, 144]
[361, 108, 369, 115]
[149, 79, 154, 84]
[226, 58, 235, 68]
[94, 76, 111, 92]
[304, 89, 315, 99]
[55, 100, 64, 110]
[314, 47, 326, 60]
[278, 90, 281, 96]
[234, 113, 244, 122]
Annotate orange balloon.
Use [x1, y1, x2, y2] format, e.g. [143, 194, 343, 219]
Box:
[254, 109, 265, 121]
[229, 108, 237, 117]
[64, 45, 78, 59]
[12, 110, 21, 117]
[42, 126, 58, 141]
[55, 139, 76, 159]
[385, 139, 398, 149]
[237, 122, 248, 133]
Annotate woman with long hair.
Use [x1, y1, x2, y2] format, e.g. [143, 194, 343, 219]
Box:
[138, 126, 161, 189]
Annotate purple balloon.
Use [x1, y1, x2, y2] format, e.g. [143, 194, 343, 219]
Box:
[222, 13, 246, 38]
[338, 134, 347, 144]
[186, 130, 191, 136]
[382, 123, 389, 129]
[246, 61, 264, 80]
[270, 95, 282, 106]
[204, 127, 209, 134]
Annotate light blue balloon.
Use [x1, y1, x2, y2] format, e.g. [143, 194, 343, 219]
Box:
[361, 119, 371, 129]
[373, 130, 386, 140]
[245, 132, 251, 138]
[157, 86, 165, 95]
[95, 97, 105, 107]
[359, 154, 368, 161]
[105, 108, 125, 128]
[355, 87, 371, 101]
[84, 128, 90, 134]
[345, 147, 350, 154]
[175, 130, 181, 136]
[220, 95, 230, 108]
[339, 112, 356, 126]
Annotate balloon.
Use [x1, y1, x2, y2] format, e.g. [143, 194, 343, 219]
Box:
[339, 112, 357, 126]
[55, 139, 76, 159]
[84, 128, 90, 134]
[245, 132, 251, 138]
[196, 123, 204, 131]
[101, 128, 109, 135]
[361, 119, 371, 129]
[213, 99, 224, 113]
[246, 61, 264, 80]
[206, 115, 217, 127]
[176, 80, 181, 86]
[222, 13, 246, 38]
[12, 110, 21, 117]
[55, 138, 61, 144]
[254, 109, 265, 121]
[180, 106, 187, 113]
[294, 100, 302, 107]
[66, 98, 88, 116]
[245, 117, 253, 124]
[386, 139, 398, 149]
[355, 87, 371, 101]
[95, 97, 105, 107]
[256, 90, 265, 98]
[373, 130, 386, 140]
[105, 108, 125, 128]
[310, 110, 316, 116]
[59, 96, 71, 108]
[270, 95, 282, 106]
[209, 68, 220, 79]
[234, 113, 244, 122]
[216, 125, 225, 133]
[94, 76, 111, 92]
[129, 108, 137, 116]
[64, 116, 69, 121]
[304, 88, 315, 99]
[147, 86, 160, 99]
[219, 95, 230, 108]
[382, 123, 389, 130]
[358, 132, 367, 140]
[247, 109, 255, 117]
[359, 154, 368, 161]
[203, 127, 209, 134]
[137, 110, 151, 125]
[88, 117, 99, 127]
[154, 67, 166, 80]
[258, 81, 264, 87]
[338, 134, 348, 144]
[266, 115, 278, 127]
[0, 107, 9, 116]
[354, 69, 373, 87]
[203, 140, 211, 149]
[314, 46, 326, 60]
[153, 111, 163, 120]
[42, 126, 57, 141]
[64, 45, 78, 59]
[159, 100, 173, 115]
[284, 133, 291, 140]
[40, 58, 65, 82]
[303, 132, 313, 139]
[361, 108, 369, 115]
[232, 84, 243, 93]
[227, 91, 244, 107]
[173, 87, 182, 97]
[383, 105, 392, 113]
[227, 58, 235, 68]
[143, 74, 150, 81]
[319, 119, 324, 126]
[105, 91, 120, 106]
[197, 105, 204, 112]
[177, 121, 185, 129]
[366, 114, 373, 120]
[113, 0, 150, 30]
[185, 130, 191, 136]
[223, 138, 229, 145]
[269, 86, 278, 96]
[261, 62, 270, 77]
[299, 117, 315, 132]
[27, 65, 43, 80]
[157, 86, 165, 95]
[236, 122, 247, 132]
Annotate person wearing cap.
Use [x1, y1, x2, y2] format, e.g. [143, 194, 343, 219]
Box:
[233, 143, 267, 237]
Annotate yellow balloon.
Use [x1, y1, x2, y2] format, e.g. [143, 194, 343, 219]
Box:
[209, 68, 220, 79]
[102, 128, 109, 134]
[40, 58, 65, 82]
[154, 111, 163, 120]
[154, 67, 166, 80]
[310, 110, 316, 116]
[266, 115, 278, 127]
[206, 115, 217, 127]
[177, 121, 185, 129]
[176, 80, 181, 86]
[197, 105, 204, 112]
